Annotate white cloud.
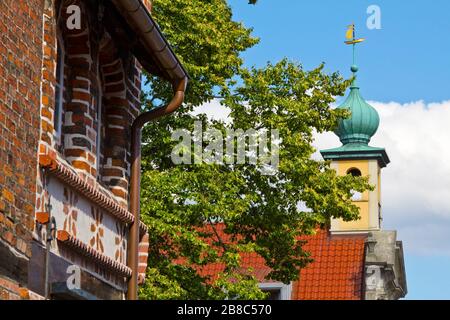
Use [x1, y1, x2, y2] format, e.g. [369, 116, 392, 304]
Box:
[314, 100, 450, 256]
[195, 99, 450, 256]
[191, 99, 231, 123]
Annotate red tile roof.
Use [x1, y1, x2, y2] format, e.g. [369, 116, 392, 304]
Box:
[293, 230, 366, 300]
[195, 225, 366, 300]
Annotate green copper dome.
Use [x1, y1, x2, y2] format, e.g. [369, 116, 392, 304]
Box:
[320, 25, 390, 168]
[334, 73, 379, 145]
[321, 66, 389, 168]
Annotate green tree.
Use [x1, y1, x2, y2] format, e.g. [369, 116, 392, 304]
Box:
[139, 0, 370, 300]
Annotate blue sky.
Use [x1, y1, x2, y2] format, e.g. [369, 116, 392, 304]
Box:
[229, 0, 450, 103]
[226, 0, 450, 300]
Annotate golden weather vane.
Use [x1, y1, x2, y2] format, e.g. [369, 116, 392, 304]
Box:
[345, 23, 365, 45]
[344, 24, 365, 77]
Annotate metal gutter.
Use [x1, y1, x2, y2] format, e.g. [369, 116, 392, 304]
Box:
[111, 0, 188, 81]
[111, 0, 189, 300]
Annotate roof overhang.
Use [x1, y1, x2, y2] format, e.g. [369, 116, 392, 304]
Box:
[110, 0, 188, 87]
[321, 144, 390, 168]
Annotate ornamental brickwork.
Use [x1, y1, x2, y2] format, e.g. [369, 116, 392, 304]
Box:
[1, 0, 152, 300]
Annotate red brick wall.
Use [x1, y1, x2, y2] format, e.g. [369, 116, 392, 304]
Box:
[138, 232, 149, 284]
[1, 0, 151, 299]
[60, 0, 101, 185]
[99, 36, 141, 206]
[38, 0, 142, 206]
[39, 1, 57, 151]
[37, 0, 142, 207]
[35, 0, 149, 295]
[0, 0, 43, 297]
[0, 276, 44, 300]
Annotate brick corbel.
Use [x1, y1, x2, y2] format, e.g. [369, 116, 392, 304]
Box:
[57, 230, 132, 278]
[35, 212, 50, 224]
[39, 154, 149, 234]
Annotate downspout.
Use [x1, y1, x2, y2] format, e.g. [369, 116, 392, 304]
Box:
[110, 0, 189, 300]
[127, 77, 188, 300]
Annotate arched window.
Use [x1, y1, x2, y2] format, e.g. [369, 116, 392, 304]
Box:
[347, 168, 362, 177]
[347, 168, 363, 201]
[54, 33, 65, 146]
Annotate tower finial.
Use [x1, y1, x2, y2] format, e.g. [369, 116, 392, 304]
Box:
[345, 24, 365, 85]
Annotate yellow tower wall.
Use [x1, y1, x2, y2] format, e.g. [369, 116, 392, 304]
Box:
[330, 159, 381, 233]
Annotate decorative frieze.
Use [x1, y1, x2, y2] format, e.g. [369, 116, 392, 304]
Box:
[39, 154, 134, 225]
[57, 230, 132, 278]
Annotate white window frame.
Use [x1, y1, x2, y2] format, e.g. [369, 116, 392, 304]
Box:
[259, 282, 292, 300]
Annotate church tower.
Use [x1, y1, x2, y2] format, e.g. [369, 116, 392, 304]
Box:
[320, 25, 389, 234]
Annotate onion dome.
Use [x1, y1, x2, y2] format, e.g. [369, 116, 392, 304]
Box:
[334, 65, 380, 146]
[320, 40, 389, 168]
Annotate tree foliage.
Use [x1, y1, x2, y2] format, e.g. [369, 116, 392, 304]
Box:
[139, 0, 370, 300]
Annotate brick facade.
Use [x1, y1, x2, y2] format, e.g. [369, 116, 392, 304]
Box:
[1, 0, 153, 299]
[0, 0, 44, 299]
[38, 0, 142, 205]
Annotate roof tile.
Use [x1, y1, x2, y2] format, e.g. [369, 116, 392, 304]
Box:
[191, 226, 366, 300]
